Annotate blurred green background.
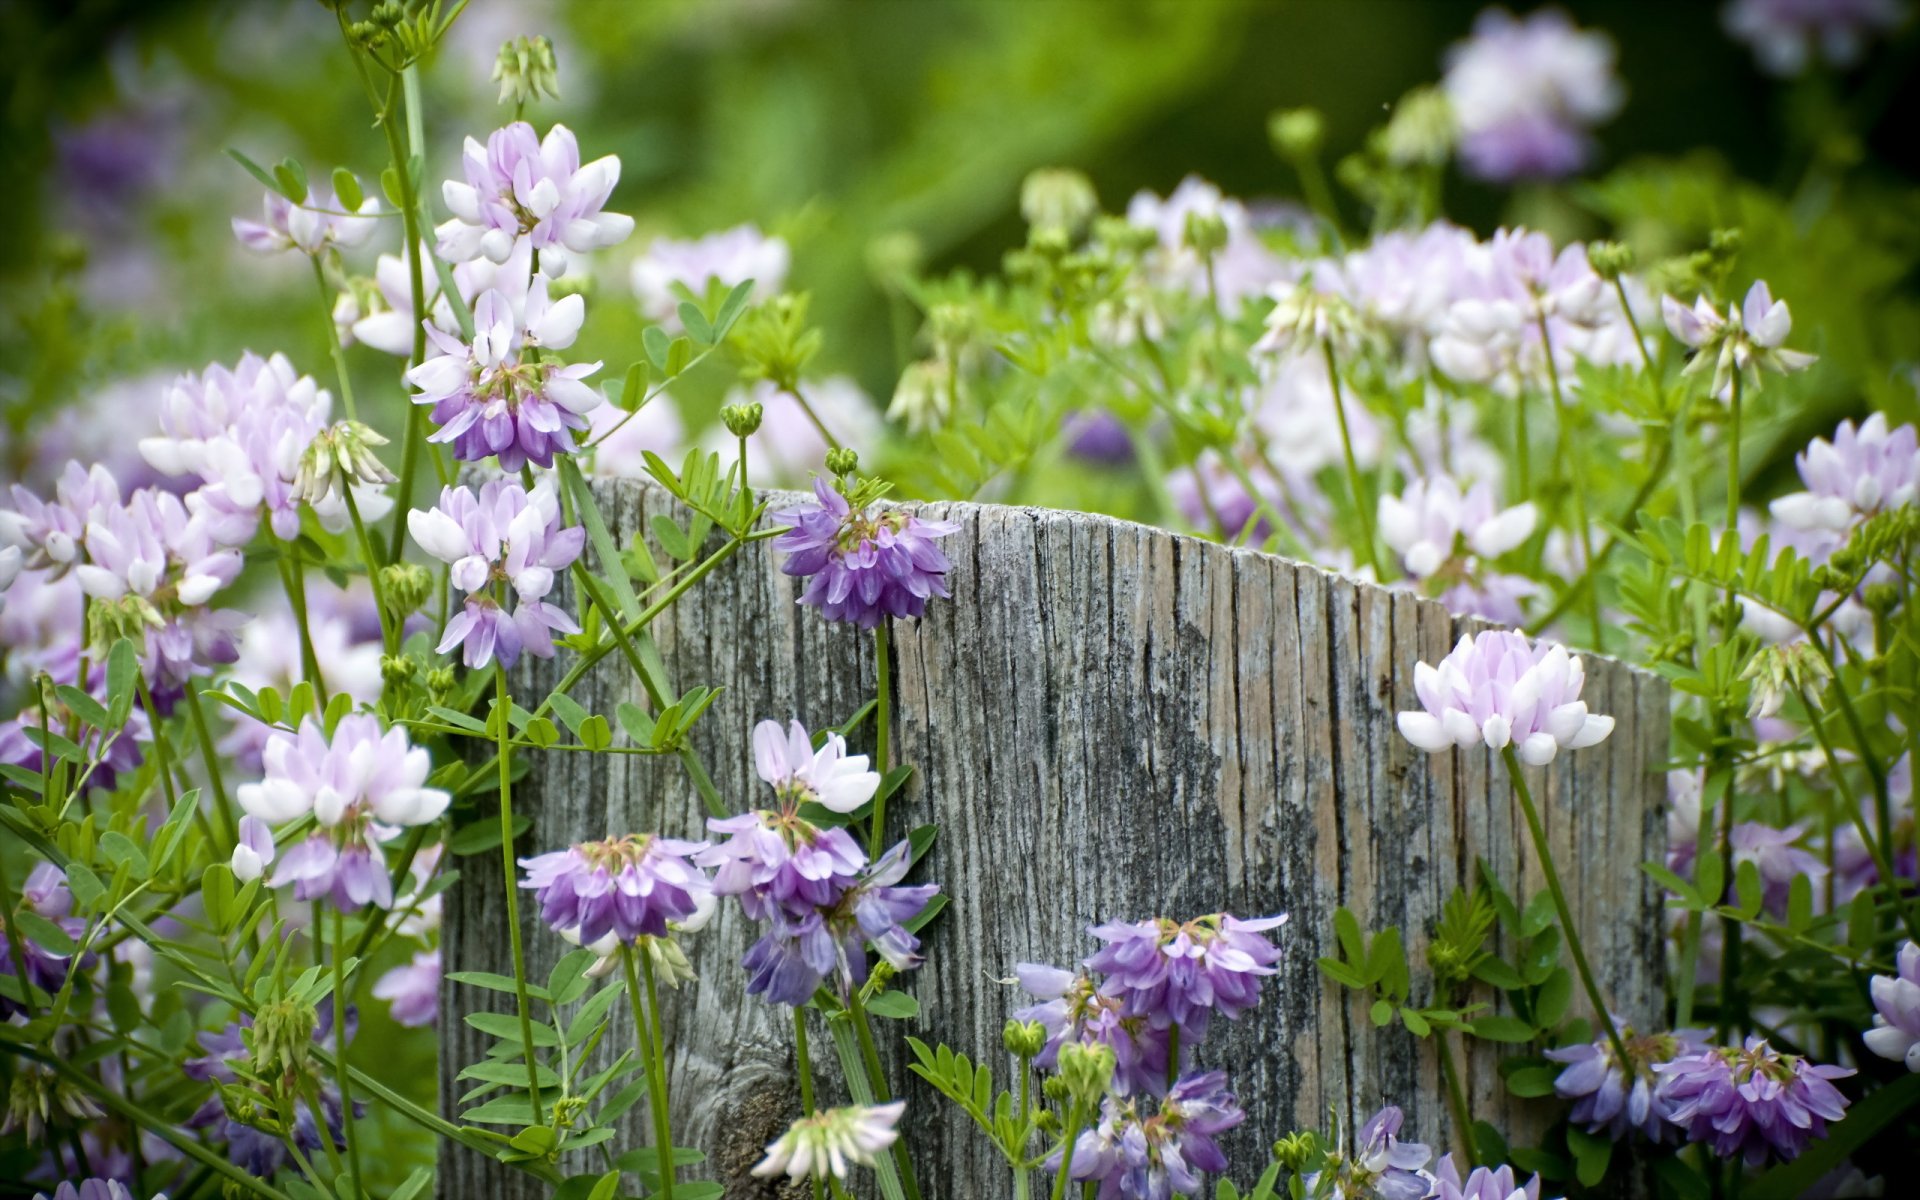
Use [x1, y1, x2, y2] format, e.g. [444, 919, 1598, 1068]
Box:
[5, 0, 1918, 486]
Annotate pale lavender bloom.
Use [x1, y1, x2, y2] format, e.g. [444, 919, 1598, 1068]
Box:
[1063, 411, 1136, 465]
[436, 122, 633, 265]
[1667, 769, 1705, 877]
[1067, 1072, 1245, 1198]
[584, 391, 685, 478]
[0, 372, 176, 496]
[700, 377, 884, 488]
[1428, 229, 1635, 389]
[1442, 8, 1623, 182]
[1653, 1037, 1854, 1165]
[1724, 0, 1906, 75]
[1331, 223, 1481, 357]
[229, 814, 276, 883]
[1730, 822, 1827, 914]
[1302, 1105, 1434, 1200]
[337, 244, 504, 355]
[773, 479, 959, 629]
[406, 278, 603, 471]
[1438, 572, 1540, 627]
[31, 1182, 150, 1200]
[697, 809, 868, 924]
[1864, 939, 1920, 1071]
[1251, 353, 1384, 476]
[0, 867, 94, 1020]
[1770, 414, 1920, 534]
[1125, 176, 1284, 307]
[1396, 631, 1614, 765]
[1084, 913, 1286, 1040]
[185, 1014, 349, 1176]
[0, 461, 124, 574]
[1662, 280, 1817, 401]
[1012, 964, 1173, 1095]
[1378, 475, 1536, 579]
[519, 834, 712, 947]
[754, 717, 881, 814]
[372, 948, 442, 1028]
[1545, 1024, 1709, 1142]
[233, 180, 379, 256]
[217, 596, 382, 770]
[1165, 450, 1333, 549]
[751, 1101, 904, 1183]
[407, 478, 585, 668]
[1428, 1155, 1552, 1200]
[238, 715, 449, 912]
[631, 224, 789, 327]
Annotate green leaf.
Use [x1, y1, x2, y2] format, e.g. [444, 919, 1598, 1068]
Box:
[865, 991, 920, 1020]
[547, 950, 597, 1008]
[677, 301, 714, 345]
[464, 1010, 558, 1048]
[616, 702, 655, 745]
[15, 913, 75, 956]
[714, 279, 756, 337]
[650, 514, 692, 562]
[64, 863, 105, 910]
[524, 718, 560, 748]
[1504, 1065, 1559, 1097]
[274, 157, 309, 202]
[225, 148, 281, 194]
[1469, 1015, 1537, 1043]
[1333, 907, 1364, 966]
[1399, 1007, 1431, 1037]
[548, 693, 591, 739]
[447, 815, 532, 856]
[1567, 1125, 1612, 1188]
[1520, 890, 1557, 937]
[579, 715, 612, 752]
[427, 704, 489, 735]
[1533, 968, 1572, 1028]
[53, 685, 111, 730]
[559, 455, 640, 624]
[1732, 860, 1766, 918]
[391, 1168, 433, 1200]
[642, 325, 673, 372]
[331, 166, 364, 211]
[99, 831, 149, 880]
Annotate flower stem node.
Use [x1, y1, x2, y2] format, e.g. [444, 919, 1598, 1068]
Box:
[1587, 240, 1635, 281]
[1271, 1130, 1318, 1174]
[721, 402, 765, 439]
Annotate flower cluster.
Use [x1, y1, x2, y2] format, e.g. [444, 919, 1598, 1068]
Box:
[699, 718, 936, 1005]
[1652, 1036, 1854, 1165]
[1441, 8, 1622, 182]
[631, 223, 790, 327]
[1662, 280, 1816, 401]
[1300, 1105, 1436, 1200]
[1545, 1022, 1709, 1142]
[407, 477, 585, 668]
[773, 478, 960, 629]
[435, 122, 633, 266]
[1865, 939, 1920, 1072]
[1396, 631, 1615, 765]
[1067, 1072, 1246, 1199]
[752, 1101, 904, 1184]
[235, 714, 449, 911]
[520, 834, 713, 950]
[233, 178, 378, 257]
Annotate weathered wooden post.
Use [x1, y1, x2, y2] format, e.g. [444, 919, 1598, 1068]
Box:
[439, 479, 1668, 1197]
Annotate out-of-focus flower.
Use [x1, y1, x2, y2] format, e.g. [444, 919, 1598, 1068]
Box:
[1084, 913, 1286, 1040]
[1729, 822, 1827, 914]
[1378, 475, 1536, 579]
[407, 478, 585, 669]
[233, 180, 380, 257]
[1770, 414, 1920, 534]
[584, 394, 685, 479]
[1, 461, 124, 575]
[492, 34, 560, 107]
[1662, 280, 1816, 401]
[1545, 1023, 1708, 1141]
[1442, 8, 1622, 182]
[1724, 0, 1906, 76]
[1865, 939, 1920, 1071]
[407, 277, 603, 472]
[1654, 1037, 1853, 1165]
[218, 591, 383, 770]
[437, 122, 633, 265]
[373, 948, 442, 1028]
[238, 714, 449, 911]
[32, 1181, 155, 1200]
[631, 224, 789, 328]
[1125, 176, 1284, 308]
[1397, 631, 1614, 764]
[701, 377, 883, 488]
[1428, 1155, 1556, 1200]
[751, 1101, 904, 1184]
[1067, 1072, 1245, 1198]
[772, 479, 959, 630]
[753, 717, 881, 815]
[519, 834, 713, 948]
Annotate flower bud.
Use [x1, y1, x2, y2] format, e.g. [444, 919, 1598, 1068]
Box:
[381, 562, 433, 621]
[1056, 1040, 1116, 1108]
[1003, 1018, 1048, 1060]
[1020, 168, 1099, 240]
[1739, 641, 1832, 720]
[1381, 87, 1454, 167]
[1272, 1130, 1319, 1173]
[380, 653, 418, 687]
[1181, 210, 1229, 257]
[1268, 107, 1326, 161]
[250, 997, 317, 1082]
[1093, 215, 1159, 257]
[1042, 1075, 1071, 1104]
[295, 420, 396, 508]
[426, 666, 457, 699]
[866, 231, 924, 290]
[888, 360, 952, 435]
[1587, 240, 1635, 281]
[824, 447, 861, 478]
[493, 35, 561, 108]
[721, 402, 764, 439]
[645, 935, 699, 989]
[1865, 581, 1901, 614]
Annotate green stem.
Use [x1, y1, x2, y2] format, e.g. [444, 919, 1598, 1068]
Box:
[1320, 340, 1378, 577]
[182, 683, 237, 846]
[0, 846, 38, 1017]
[794, 1006, 827, 1200]
[343, 484, 396, 653]
[332, 908, 364, 1197]
[624, 948, 676, 1200]
[280, 548, 329, 707]
[495, 665, 544, 1124]
[1534, 312, 1603, 651]
[870, 622, 892, 857]
[1049, 1107, 1084, 1200]
[384, 66, 432, 565]
[1437, 1030, 1477, 1167]
[829, 1011, 908, 1200]
[312, 257, 357, 422]
[851, 993, 922, 1200]
[1525, 432, 1673, 636]
[1725, 372, 1742, 533]
[786, 383, 842, 451]
[1500, 746, 1631, 1068]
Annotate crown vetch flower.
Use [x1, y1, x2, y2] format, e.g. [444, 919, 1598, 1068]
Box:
[1068, 1073, 1247, 1199]
[1653, 1037, 1854, 1165]
[233, 180, 379, 257]
[1442, 8, 1622, 183]
[0, 461, 122, 574]
[1770, 413, 1920, 534]
[1865, 939, 1920, 1072]
[436, 122, 633, 265]
[1124, 175, 1283, 307]
[407, 478, 585, 669]
[372, 948, 441, 1028]
[1301, 1105, 1434, 1200]
[1428, 1154, 1557, 1200]
[751, 1101, 904, 1183]
[698, 807, 868, 925]
[237, 714, 449, 911]
[1378, 475, 1537, 580]
[406, 279, 603, 471]
[1662, 280, 1816, 401]
[185, 1013, 350, 1176]
[1084, 912, 1286, 1040]
[631, 224, 789, 328]
[754, 717, 881, 814]
[1012, 964, 1173, 1096]
[518, 834, 712, 948]
[773, 479, 960, 629]
[1730, 822, 1828, 915]
[32, 1182, 157, 1200]
[230, 814, 277, 883]
[1725, 0, 1905, 76]
[1544, 1023, 1708, 1142]
[1396, 631, 1614, 765]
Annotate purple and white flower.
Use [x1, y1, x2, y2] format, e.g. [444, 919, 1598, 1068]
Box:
[1864, 939, 1920, 1072]
[230, 814, 277, 884]
[1301, 1104, 1434, 1200]
[1125, 176, 1285, 308]
[1730, 822, 1827, 914]
[753, 717, 882, 814]
[773, 479, 960, 629]
[407, 478, 585, 668]
[233, 179, 379, 257]
[372, 948, 442, 1028]
[1012, 964, 1172, 1096]
[1378, 475, 1536, 579]
[699, 805, 868, 925]
[1545, 1023, 1708, 1142]
[751, 1101, 904, 1184]
[1442, 9, 1623, 183]
[1653, 1036, 1854, 1165]
[1428, 1155, 1555, 1200]
[631, 224, 789, 328]
[1770, 414, 1920, 534]
[0, 461, 124, 575]
[1084, 913, 1286, 1040]
[1067, 1072, 1245, 1199]
[1396, 631, 1615, 765]
[518, 834, 713, 948]
[436, 122, 633, 266]
[1724, 0, 1906, 76]
[1662, 280, 1817, 401]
